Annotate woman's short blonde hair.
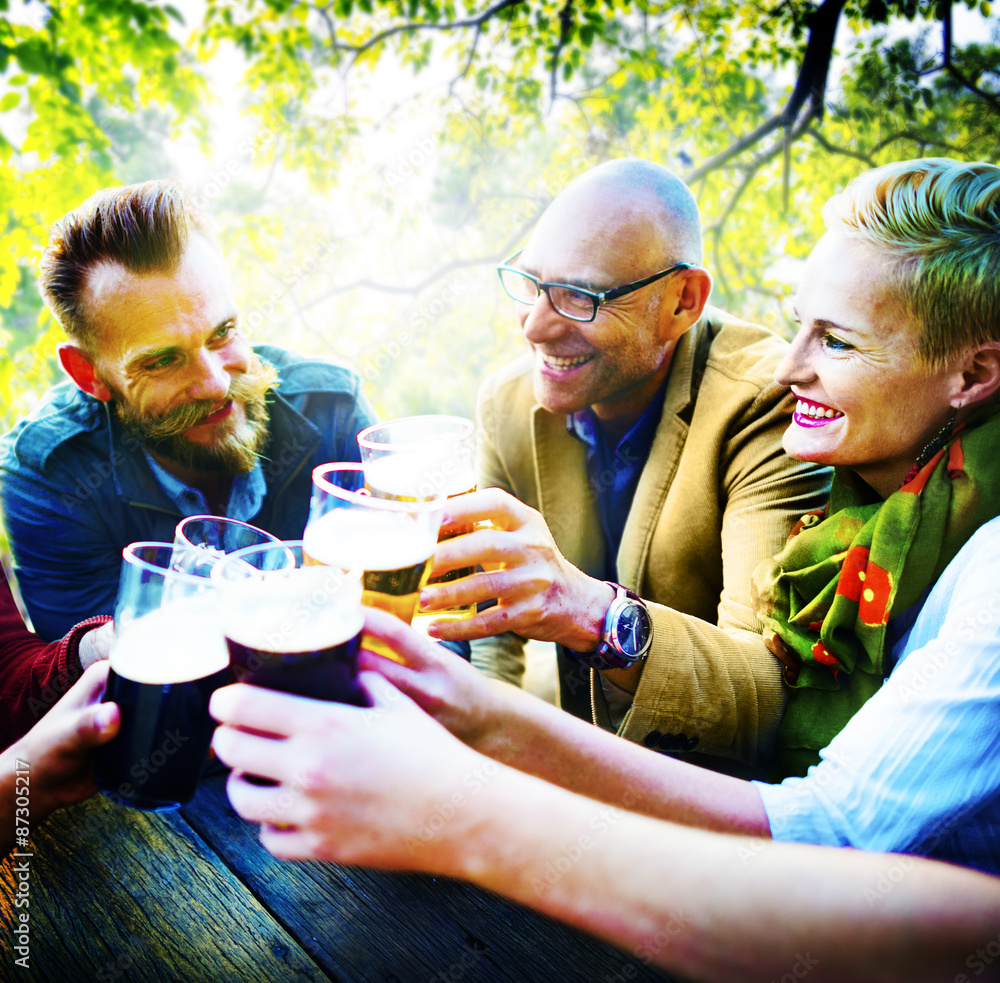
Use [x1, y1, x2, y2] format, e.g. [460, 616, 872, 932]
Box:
[823, 157, 1000, 369]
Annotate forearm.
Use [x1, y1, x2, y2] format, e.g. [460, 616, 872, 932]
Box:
[446, 765, 1000, 983]
[478, 680, 769, 835]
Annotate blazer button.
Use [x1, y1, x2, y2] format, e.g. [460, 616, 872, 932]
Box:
[684, 736, 699, 751]
[644, 731, 662, 748]
[658, 733, 679, 751]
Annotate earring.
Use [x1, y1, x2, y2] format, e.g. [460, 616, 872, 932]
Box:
[900, 410, 957, 487]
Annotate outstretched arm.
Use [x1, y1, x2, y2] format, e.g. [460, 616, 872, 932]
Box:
[210, 653, 1000, 983]
[358, 607, 769, 834]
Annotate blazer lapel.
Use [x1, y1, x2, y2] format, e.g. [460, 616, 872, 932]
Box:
[617, 320, 706, 590]
[532, 405, 605, 577]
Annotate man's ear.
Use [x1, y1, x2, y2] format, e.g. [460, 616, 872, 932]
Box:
[666, 267, 713, 334]
[57, 343, 112, 402]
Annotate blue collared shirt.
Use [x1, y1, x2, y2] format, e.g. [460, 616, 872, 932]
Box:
[566, 376, 670, 581]
[143, 450, 268, 521]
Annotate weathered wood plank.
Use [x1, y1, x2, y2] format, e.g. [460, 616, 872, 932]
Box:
[183, 772, 684, 983]
[0, 789, 333, 983]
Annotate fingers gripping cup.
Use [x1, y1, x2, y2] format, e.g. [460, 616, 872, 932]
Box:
[305, 463, 444, 661]
[95, 543, 231, 812]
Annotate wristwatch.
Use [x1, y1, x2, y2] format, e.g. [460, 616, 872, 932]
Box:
[564, 583, 653, 670]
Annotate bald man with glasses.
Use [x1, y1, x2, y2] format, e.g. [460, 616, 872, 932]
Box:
[421, 158, 830, 773]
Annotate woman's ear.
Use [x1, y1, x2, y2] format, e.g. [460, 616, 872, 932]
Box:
[57, 343, 112, 402]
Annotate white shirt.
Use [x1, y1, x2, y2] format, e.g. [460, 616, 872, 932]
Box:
[756, 515, 1000, 874]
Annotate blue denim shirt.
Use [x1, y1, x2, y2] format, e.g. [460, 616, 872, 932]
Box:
[0, 345, 377, 640]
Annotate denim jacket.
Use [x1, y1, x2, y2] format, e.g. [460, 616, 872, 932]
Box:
[0, 345, 377, 640]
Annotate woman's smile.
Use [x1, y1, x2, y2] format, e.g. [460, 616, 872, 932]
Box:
[793, 397, 845, 428]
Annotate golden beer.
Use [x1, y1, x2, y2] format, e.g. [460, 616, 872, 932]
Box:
[302, 507, 435, 661]
[363, 452, 477, 622]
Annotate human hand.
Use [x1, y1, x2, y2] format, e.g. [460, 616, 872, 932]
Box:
[357, 606, 521, 752]
[210, 670, 495, 873]
[78, 620, 115, 669]
[420, 488, 614, 649]
[5, 661, 119, 820]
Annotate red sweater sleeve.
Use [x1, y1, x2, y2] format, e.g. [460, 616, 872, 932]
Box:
[0, 567, 111, 751]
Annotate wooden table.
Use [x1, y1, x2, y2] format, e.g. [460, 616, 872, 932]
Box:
[0, 769, 683, 982]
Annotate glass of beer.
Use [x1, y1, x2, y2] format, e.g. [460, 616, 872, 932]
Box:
[305, 462, 444, 661]
[213, 541, 368, 707]
[172, 515, 286, 579]
[357, 416, 476, 625]
[94, 543, 232, 812]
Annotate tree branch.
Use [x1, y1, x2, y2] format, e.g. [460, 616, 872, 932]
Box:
[295, 255, 497, 312]
[946, 63, 1000, 113]
[942, 0, 952, 71]
[806, 126, 875, 164]
[319, 0, 526, 64]
[707, 103, 819, 244]
[684, 114, 785, 183]
[316, 3, 337, 48]
[450, 21, 482, 96]
[684, 0, 845, 187]
[867, 129, 967, 156]
[294, 203, 549, 308]
[781, 0, 847, 125]
[548, 0, 574, 113]
[937, 0, 1000, 112]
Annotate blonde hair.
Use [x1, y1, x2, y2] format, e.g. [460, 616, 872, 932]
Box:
[822, 158, 1000, 369]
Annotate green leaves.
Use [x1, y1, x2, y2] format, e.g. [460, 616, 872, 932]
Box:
[0, 0, 995, 457]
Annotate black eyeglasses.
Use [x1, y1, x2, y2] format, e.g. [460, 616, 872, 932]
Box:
[496, 249, 693, 323]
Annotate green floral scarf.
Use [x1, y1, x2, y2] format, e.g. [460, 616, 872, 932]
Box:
[755, 405, 1000, 779]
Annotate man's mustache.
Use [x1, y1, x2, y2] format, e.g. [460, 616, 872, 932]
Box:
[113, 358, 280, 442]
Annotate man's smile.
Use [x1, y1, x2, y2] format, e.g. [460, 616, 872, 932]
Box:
[540, 353, 594, 372]
[184, 400, 234, 433]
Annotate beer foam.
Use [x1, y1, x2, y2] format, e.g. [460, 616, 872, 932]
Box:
[221, 566, 364, 653]
[365, 452, 475, 500]
[111, 595, 229, 684]
[303, 508, 435, 570]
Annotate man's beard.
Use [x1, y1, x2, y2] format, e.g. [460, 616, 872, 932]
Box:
[109, 357, 281, 475]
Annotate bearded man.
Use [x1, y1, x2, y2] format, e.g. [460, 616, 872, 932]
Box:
[0, 181, 377, 640]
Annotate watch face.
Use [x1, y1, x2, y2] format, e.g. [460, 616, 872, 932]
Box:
[612, 601, 652, 657]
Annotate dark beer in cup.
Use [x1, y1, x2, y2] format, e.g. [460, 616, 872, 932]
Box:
[221, 566, 369, 706]
[95, 602, 230, 812]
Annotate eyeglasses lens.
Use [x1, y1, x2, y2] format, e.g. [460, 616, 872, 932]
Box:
[500, 269, 597, 321]
[547, 286, 596, 321]
[500, 269, 539, 304]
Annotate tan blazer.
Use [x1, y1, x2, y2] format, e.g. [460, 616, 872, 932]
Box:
[472, 308, 831, 766]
